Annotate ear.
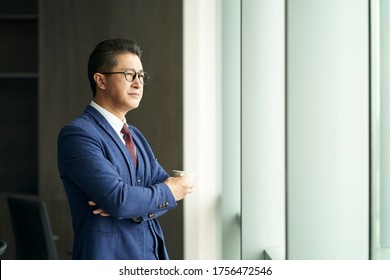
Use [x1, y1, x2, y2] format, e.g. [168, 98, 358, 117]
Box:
[94, 73, 106, 90]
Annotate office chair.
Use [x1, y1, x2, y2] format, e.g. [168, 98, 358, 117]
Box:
[7, 196, 58, 259]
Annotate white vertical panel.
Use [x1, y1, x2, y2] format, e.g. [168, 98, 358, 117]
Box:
[221, 0, 242, 260]
[370, 0, 382, 259]
[183, 0, 221, 259]
[241, 0, 286, 260]
[372, 0, 390, 259]
[287, 0, 369, 259]
[379, 0, 390, 249]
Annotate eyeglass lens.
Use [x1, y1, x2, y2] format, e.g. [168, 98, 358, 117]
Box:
[125, 70, 149, 84]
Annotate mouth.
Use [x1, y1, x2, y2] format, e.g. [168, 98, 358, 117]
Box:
[128, 93, 140, 97]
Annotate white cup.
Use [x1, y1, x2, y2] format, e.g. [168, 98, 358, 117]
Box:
[172, 169, 195, 182]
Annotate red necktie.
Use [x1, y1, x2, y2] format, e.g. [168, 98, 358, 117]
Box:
[121, 123, 137, 167]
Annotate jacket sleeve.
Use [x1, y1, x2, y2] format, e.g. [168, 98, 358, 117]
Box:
[57, 122, 177, 220]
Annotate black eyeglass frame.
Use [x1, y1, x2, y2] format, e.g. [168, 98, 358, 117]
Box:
[100, 70, 150, 85]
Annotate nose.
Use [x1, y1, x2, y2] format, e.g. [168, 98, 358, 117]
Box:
[136, 73, 144, 83]
[131, 75, 142, 88]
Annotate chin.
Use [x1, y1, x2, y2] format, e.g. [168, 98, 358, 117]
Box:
[128, 103, 140, 111]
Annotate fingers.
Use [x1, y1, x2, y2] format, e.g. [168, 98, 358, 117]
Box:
[166, 176, 195, 201]
[93, 208, 110, 216]
[88, 201, 110, 217]
[186, 183, 194, 194]
[180, 176, 194, 195]
[163, 175, 196, 201]
[180, 175, 194, 185]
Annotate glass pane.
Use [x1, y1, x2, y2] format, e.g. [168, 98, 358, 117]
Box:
[371, 0, 390, 260]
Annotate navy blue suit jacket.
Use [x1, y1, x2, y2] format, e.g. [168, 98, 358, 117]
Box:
[57, 105, 177, 259]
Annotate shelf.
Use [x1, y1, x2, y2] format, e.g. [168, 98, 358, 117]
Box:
[0, 15, 37, 20]
[0, 73, 38, 78]
[0, 0, 37, 16]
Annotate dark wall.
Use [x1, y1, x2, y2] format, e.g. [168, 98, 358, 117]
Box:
[1, 0, 183, 260]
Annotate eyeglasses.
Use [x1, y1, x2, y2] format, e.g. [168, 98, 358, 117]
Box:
[101, 69, 150, 85]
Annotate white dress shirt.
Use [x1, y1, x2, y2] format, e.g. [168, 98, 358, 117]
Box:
[90, 101, 126, 145]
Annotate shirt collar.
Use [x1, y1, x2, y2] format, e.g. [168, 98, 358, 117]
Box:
[90, 101, 126, 137]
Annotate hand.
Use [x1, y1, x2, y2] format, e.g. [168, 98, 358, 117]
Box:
[88, 201, 110, 217]
[164, 175, 194, 201]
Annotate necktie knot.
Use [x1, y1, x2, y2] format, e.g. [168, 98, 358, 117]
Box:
[121, 124, 131, 139]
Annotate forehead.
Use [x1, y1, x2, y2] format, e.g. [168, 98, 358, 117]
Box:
[113, 52, 143, 70]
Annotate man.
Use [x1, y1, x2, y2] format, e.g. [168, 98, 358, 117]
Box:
[57, 38, 193, 260]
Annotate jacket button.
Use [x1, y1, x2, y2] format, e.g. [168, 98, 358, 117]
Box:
[164, 202, 169, 207]
[137, 177, 141, 183]
[148, 213, 156, 219]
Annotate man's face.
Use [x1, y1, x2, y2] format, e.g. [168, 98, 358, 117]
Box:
[103, 52, 144, 114]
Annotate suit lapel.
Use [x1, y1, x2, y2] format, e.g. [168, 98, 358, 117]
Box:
[84, 106, 137, 184]
[131, 130, 152, 183]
